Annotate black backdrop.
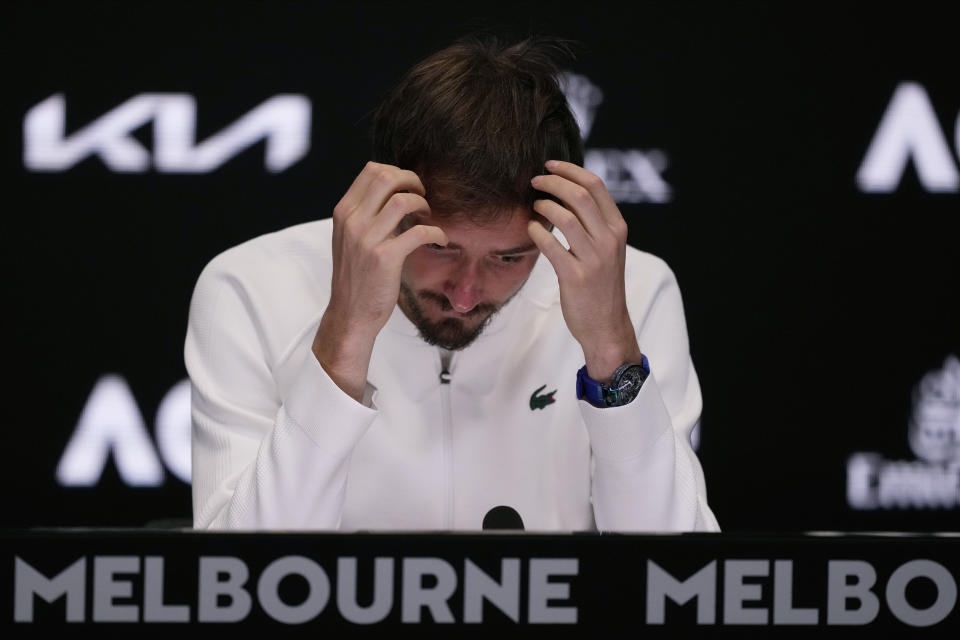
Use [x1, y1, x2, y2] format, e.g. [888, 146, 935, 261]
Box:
[4, 1, 958, 532]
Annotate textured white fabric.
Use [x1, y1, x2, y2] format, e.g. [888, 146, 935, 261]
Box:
[185, 217, 719, 532]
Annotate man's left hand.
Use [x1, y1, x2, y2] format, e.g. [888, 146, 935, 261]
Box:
[527, 160, 644, 383]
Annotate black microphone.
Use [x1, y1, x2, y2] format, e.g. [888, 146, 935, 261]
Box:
[482, 505, 525, 530]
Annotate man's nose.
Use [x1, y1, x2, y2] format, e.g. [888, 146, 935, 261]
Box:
[444, 263, 483, 313]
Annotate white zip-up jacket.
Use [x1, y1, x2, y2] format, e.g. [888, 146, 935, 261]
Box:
[186, 218, 719, 531]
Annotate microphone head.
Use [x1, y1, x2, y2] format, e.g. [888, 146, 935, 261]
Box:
[482, 505, 525, 530]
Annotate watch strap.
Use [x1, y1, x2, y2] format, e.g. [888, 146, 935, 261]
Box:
[576, 365, 607, 406]
[576, 354, 650, 407]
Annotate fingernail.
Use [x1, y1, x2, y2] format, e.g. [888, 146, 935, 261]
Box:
[545, 160, 558, 169]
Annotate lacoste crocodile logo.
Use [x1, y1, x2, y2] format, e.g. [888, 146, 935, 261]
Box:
[530, 385, 557, 410]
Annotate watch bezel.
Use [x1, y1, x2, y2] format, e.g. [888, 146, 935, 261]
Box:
[602, 363, 649, 406]
[576, 355, 650, 408]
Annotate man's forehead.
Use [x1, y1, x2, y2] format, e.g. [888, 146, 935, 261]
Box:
[409, 206, 533, 226]
[405, 208, 542, 249]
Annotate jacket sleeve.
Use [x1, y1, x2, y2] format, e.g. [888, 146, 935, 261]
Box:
[185, 258, 377, 530]
[581, 259, 720, 532]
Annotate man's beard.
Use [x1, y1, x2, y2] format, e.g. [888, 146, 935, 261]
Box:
[398, 282, 505, 351]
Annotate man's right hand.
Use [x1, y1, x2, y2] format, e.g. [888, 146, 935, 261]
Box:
[312, 162, 447, 402]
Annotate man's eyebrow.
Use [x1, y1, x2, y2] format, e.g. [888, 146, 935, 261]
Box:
[406, 220, 537, 254]
[439, 241, 537, 255]
[492, 242, 538, 255]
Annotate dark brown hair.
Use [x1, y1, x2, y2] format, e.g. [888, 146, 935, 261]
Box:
[371, 33, 584, 223]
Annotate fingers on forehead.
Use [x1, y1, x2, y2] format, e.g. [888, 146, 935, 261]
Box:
[387, 191, 430, 218]
[395, 168, 427, 195]
[543, 162, 618, 212]
[364, 162, 426, 195]
[536, 174, 591, 206]
[544, 159, 591, 180]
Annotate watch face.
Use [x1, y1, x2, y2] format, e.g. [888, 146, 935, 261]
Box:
[606, 365, 647, 406]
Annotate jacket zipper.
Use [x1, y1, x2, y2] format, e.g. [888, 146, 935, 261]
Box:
[439, 353, 453, 528]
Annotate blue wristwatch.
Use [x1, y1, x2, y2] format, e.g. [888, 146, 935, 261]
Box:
[576, 354, 650, 408]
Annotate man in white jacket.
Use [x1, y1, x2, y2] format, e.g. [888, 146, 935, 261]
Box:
[186, 34, 719, 532]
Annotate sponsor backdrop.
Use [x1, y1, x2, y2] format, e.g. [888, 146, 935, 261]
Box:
[3, 2, 958, 531]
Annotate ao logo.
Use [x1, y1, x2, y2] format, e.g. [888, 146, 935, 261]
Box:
[857, 82, 960, 193]
[559, 73, 672, 203]
[57, 376, 191, 487]
[23, 94, 311, 173]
